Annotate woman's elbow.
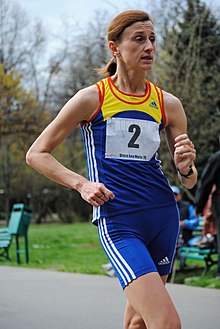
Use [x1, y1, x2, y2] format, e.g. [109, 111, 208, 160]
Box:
[26, 148, 37, 167]
[26, 146, 50, 168]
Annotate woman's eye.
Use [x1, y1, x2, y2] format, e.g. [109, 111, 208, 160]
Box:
[135, 36, 144, 42]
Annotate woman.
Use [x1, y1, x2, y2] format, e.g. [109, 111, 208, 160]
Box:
[26, 10, 197, 329]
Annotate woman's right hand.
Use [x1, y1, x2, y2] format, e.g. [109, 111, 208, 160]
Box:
[78, 181, 115, 207]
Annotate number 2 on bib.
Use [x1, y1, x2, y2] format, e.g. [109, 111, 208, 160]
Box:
[128, 124, 141, 149]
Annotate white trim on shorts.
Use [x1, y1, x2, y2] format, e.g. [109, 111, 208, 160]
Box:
[98, 217, 136, 287]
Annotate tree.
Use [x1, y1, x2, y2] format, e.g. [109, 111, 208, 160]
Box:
[51, 10, 110, 109]
[155, 0, 220, 193]
[0, 64, 52, 220]
[0, 0, 69, 221]
[0, 0, 64, 108]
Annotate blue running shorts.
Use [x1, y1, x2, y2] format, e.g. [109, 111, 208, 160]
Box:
[98, 204, 179, 289]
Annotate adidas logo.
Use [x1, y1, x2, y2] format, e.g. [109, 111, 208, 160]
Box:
[149, 101, 158, 109]
[158, 257, 170, 265]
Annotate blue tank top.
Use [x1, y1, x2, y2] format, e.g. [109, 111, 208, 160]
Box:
[80, 77, 175, 223]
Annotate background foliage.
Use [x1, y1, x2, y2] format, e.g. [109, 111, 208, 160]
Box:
[0, 0, 219, 222]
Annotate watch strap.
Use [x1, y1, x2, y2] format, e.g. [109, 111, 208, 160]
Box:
[177, 164, 194, 179]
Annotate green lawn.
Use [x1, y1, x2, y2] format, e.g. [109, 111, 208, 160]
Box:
[0, 222, 109, 275]
[170, 259, 220, 289]
[1, 222, 219, 288]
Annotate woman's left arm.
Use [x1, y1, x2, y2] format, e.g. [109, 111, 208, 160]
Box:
[163, 91, 198, 189]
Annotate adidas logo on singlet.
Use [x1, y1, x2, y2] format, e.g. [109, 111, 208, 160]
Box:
[149, 101, 158, 109]
[158, 257, 170, 265]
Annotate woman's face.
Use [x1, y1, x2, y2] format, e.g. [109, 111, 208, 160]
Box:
[111, 21, 156, 72]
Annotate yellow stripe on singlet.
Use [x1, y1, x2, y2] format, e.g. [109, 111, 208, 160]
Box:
[96, 77, 163, 124]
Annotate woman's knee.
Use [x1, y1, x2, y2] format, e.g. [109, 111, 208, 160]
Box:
[124, 313, 181, 329]
[124, 313, 146, 329]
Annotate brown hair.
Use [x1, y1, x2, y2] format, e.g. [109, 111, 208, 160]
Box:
[98, 10, 152, 77]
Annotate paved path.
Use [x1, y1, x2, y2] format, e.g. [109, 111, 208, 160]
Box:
[0, 266, 220, 329]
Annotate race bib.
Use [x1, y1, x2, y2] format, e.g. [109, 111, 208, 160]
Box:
[105, 117, 160, 161]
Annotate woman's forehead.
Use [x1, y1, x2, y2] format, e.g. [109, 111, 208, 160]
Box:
[124, 21, 155, 35]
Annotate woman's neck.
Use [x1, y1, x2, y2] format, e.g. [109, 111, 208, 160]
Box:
[111, 67, 147, 95]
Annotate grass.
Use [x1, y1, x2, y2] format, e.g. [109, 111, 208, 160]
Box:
[170, 260, 220, 289]
[0, 222, 219, 288]
[0, 222, 109, 275]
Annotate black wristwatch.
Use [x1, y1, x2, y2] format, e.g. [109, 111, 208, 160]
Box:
[177, 164, 194, 179]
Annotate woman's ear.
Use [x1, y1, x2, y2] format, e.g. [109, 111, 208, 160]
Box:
[108, 41, 119, 57]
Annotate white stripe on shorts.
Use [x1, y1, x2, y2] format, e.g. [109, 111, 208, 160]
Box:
[99, 217, 136, 286]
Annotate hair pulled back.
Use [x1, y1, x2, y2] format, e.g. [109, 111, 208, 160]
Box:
[98, 10, 152, 77]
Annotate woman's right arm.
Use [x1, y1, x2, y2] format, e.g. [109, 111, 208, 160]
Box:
[26, 85, 115, 207]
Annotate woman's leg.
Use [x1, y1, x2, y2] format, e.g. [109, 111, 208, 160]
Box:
[124, 301, 146, 329]
[123, 275, 168, 329]
[124, 273, 181, 329]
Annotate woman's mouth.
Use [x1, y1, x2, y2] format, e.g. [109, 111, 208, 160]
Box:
[141, 55, 153, 61]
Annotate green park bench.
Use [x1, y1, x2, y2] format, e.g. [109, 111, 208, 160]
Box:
[178, 217, 217, 275]
[168, 217, 217, 283]
[0, 203, 32, 264]
[178, 245, 218, 275]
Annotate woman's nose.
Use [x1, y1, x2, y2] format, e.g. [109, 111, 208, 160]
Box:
[143, 39, 154, 51]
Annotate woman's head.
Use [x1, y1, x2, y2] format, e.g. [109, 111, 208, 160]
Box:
[107, 10, 152, 42]
[98, 10, 154, 76]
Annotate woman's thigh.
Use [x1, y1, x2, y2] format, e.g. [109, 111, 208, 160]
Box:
[124, 273, 180, 329]
[124, 275, 168, 329]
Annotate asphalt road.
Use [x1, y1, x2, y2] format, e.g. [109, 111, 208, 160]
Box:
[0, 266, 220, 329]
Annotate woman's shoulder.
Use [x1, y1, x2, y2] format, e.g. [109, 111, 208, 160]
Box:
[77, 83, 100, 102]
[61, 83, 100, 123]
[161, 90, 185, 127]
[162, 90, 182, 109]
[76, 84, 100, 116]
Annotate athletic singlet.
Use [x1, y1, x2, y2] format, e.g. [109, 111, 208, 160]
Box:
[80, 77, 176, 223]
